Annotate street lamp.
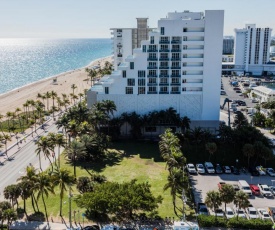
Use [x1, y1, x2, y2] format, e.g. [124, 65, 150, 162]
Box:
[236, 159, 239, 169]
[68, 185, 72, 229]
[182, 189, 186, 221]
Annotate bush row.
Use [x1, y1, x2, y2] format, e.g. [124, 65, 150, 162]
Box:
[198, 215, 273, 230]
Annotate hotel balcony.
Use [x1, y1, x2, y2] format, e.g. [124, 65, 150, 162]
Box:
[170, 82, 181, 86]
[159, 58, 169, 61]
[182, 75, 203, 79]
[182, 83, 203, 87]
[147, 66, 158, 69]
[171, 49, 181, 52]
[171, 66, 181, 69]
[147, 75, 157, 78]
[182, 41, 204, 45]
[159, 40, 170, 44]
[147, 83, 158, 86]
[147, 49, 158, 52]
[182, 66, 204, 71]
[159, 66, 169, 69]
[159, 75, 169, 78]
[171, 57, 181, 61]
[159, 91, 169, 94]
[171, 75, 181, 78]
[182, 49, 204, 54]
[171, 40, 181, 44]
[170, 91, 181, 94]
[182, 32, 204, 36]
[147, 91, 158, 94]
[159, 83, 169, 86]
[147, 57, 158, 61]
[181, 91, 202, 94]
[182, 58, 204, 62]
[159, 49, 170, 52]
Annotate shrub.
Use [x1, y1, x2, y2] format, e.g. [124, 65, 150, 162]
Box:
[228, 217, 272, 230]
[197, 215, 227, 228]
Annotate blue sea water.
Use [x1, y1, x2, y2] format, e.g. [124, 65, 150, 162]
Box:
[0, 38, 112, 95]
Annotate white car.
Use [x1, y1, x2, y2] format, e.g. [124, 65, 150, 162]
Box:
[196, 164, 205, 174]
[266, 168, 275, 177]
[233, 207, 246, 219]
[258, 184, 273, 197]
[215, 209, 224, 217]
[204, 162, 215, 174]
[225, 207, 235, 219]
[186, 163, 197, 174]
[258, 208, 272, 221]
[223, 166, 231, 174]
[269, 186, 275, 195]
[246, 207, 259, 219]
[256, 166, 266, 176]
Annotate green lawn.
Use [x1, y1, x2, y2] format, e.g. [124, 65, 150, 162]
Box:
[22, 140, 192, 222]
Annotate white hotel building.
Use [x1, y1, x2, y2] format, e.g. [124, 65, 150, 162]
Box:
[87, 10, 224, 130]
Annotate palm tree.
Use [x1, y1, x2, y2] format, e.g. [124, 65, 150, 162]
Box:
[205, 142, 217, 161]
[65, 140, 86, 178]
[219, 184, 235, 213]
[17, 165, 38, 213]
[35, 136, 54, 171]
[0, 114, 5, 135]
[51, 133, 66, 168]
[2, 134, 11, 159]
[35, 172, 54, 223]
[50, 91, 58, 118]
[180, 116, 190, 133]
[44, 91, 51, 112]
[71, 84, 77, 96]
[3, 208, 17, 229]
[52, 168, 75, 216]
[5, 112, 13, 135]
[86, 68, 97, 86]
[242, 143, 255, 167]
[3, 184, 21, 209]
[14, 108, 22, 133]
[233, 191, 249, 220]
[17, 181, 32, 217]
[205, 190, 222, 219]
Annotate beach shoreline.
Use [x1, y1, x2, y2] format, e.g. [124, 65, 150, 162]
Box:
[0, 55, 113, 115]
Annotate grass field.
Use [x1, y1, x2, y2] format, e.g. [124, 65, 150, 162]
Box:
[22, 140, 192, 222]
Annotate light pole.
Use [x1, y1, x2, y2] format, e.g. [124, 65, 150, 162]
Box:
[271, 180, 275, 186]
[182, 189, 186, 221]
[236, 159, 239, 169]
[68, 186, 72, 229]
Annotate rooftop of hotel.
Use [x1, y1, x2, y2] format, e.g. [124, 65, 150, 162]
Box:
[253, 85, 275, 94]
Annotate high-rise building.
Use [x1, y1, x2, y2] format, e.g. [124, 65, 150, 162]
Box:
[234, 24, 272, 72]
[223, 36, 234, 54]
[88, 10, 224, 130]
[110, 18, 153, 69]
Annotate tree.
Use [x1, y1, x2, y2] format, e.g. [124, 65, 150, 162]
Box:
[233, 191, 249, 220]
[205, 191, 222, 218]
[65, 140, 86, 178]
[71, 84, 77, 96]
[233, 112, 248, 129]
[35, 136, 54, 171]
[34, 172, 54, 223]
[3, 184, 20, 209]
[3, 209, 17, 229]
[242, 144, 255, 167]
[205, 142, 217, 161]
[54, 133, 67, 168]
[2, 134, 11, 159]
[52, 168, 75, 216]
[219, 184, 235, 212]
[17, 181, 32, 216]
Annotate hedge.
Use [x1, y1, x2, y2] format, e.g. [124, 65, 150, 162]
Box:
[198, 215, 273, 230]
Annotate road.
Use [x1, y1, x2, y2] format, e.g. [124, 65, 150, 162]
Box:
[0, 119, 59, 200]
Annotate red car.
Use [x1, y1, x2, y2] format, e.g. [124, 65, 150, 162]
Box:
[250, 184, 260, 196]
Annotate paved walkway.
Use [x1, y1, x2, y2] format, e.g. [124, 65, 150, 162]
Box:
[10, 221, 68, 230]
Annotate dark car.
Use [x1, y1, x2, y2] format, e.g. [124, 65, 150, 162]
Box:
[238, 101, 247, 106]
[236, 90, 242, 93]
[215, 164, 223, 174]
[197, 202, 209, 215]
[230, 166, 240, 175]
[83, 226, 100, 230]
[249, 166, 260, 176]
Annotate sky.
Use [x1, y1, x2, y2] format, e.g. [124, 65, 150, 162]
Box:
[0, 0, 274, 38]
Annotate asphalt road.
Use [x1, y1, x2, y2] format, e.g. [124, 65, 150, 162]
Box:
[0, 120, 59, 199]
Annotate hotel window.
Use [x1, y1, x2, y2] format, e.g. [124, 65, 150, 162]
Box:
[122, 70, 126, 78]
[138, 79, 145, 86]
[171, 78, 180, 84]
[183, 45, 187, 50]
[160, 78, 168, 84]
[148, 78, 157, 84]
[148, 86, 157, 92]
[150, 36, 154, 44]
[172, 70, 180, 76]
[130, 62, 134, 69]
[171, 86, 179, 92]
[148, 70, 156, 76]
[105, 87, 109, 94]
[148, 62, 157, 68]
[160, 62, 168, 67]
[183, 28, 187, 32]
[160, 86, 168, 92]
[138, 70, 145, 77]
[160, 70, 168, 76]
[127, 78, 135, 86]
[172, 53, 180, 59]
[142, 45, 146, 52]
[138, 87, 145, 94]
[125, 87, 133, 94]
[183, 36, 187, 41]
[161, 27, 165, 35]
[149, 45, 157, 51]
[149, 53, 157, 59]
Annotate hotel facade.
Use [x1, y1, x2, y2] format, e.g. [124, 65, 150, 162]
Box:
[87, 10, 224, 130]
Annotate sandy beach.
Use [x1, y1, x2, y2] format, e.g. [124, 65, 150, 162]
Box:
[0, 55, 113, 115]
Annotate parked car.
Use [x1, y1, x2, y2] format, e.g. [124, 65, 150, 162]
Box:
[246, 207, 259, 219]
[197, 203, 209, 215]
[225, 207, 235, 219]
[256, 166, 266, 176]
[249, 184, 260, 196]
[196, 163, 205, 174]
[83, 226, 100, 230]
[266, 168, 275, 177]
[215, 209, 224, 217]
[249, 166, 260, 176]
[215, 164, 223, 174]
[233, 87, 241, 91]
[236, 90, 242, 93]
[258, 184, 273, 197]
[204, 162, 215, 174]
[233, 207, 246, 219]
[258, 208, 272, 221]
[232, 184, 240, 191]
[239, 101, 246, 106]
[230, 166, 240, 175]
[221, 90, 226, 95]
[223, 166, 231, 174]
[269, 186, 275, 195]
[187, 163, 197, 174]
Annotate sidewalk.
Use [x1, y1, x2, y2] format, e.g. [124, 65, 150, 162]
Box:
[10, 221, 68, 230]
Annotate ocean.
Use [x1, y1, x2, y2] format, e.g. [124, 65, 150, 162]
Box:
[0, 38, 112, 95]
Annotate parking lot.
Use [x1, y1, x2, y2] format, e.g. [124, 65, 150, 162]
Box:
[190, 171, 275, 214]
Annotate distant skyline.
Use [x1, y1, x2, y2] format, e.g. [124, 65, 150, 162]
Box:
[0, 0, 274, 38]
